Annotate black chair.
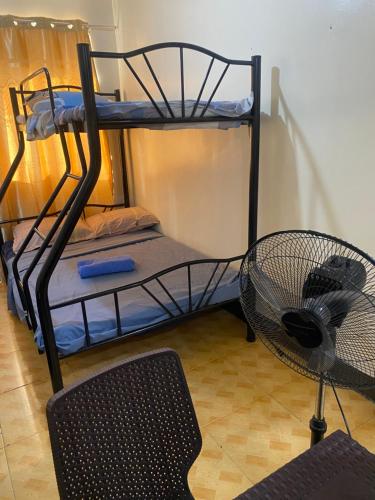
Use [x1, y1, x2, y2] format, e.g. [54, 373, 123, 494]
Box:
[47, 348, 202, 499]
[236, 430, 375, 500]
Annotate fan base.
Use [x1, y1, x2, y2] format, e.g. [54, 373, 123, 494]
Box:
[310, 416, 327, 447]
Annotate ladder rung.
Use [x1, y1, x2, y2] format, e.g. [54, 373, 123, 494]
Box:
[66, 173, 81, 181]
[33, 227, 46, 240]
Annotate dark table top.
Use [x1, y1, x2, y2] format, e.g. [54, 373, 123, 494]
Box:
[235, 430, 375, 500]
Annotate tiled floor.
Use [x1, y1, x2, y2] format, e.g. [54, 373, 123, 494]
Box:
[1, 282, 375, 499]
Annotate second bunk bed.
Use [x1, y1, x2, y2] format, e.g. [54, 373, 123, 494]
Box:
[0, 42, 261, 392]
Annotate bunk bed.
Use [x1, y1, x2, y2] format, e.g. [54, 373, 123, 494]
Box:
[0, 42, 261, 392]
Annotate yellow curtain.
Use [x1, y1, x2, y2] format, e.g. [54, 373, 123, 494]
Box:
[0, 15, 113, 224]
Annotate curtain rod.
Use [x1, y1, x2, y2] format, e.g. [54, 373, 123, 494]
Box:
[3, 16, 117, 31]
[89, 25, 117, 31]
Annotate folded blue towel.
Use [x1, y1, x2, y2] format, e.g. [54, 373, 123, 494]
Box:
[77, 256, 135, 278]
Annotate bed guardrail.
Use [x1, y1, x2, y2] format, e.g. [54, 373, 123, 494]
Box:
[89, 41, 257, 127]
[19, 67, 58, 132]
[49, 254, 243, 356]
[18, 68, 118, 133]
[0, 202, 126, 284]
[0, 201, 127, 319]
[0, 203, 126, 228]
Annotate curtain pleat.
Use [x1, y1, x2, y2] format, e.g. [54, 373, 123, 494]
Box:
[0, 21, 113, 225]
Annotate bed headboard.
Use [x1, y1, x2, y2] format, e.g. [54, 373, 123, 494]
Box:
[86, 41, 258, 125]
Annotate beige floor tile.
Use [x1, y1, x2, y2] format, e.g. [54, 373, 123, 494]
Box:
[0, 380, 52, 446]
[0, 329, 34, 357]
[0, 303, 37, 356]
[205, 396, 311, 485]
[270, 371, 375, 434]
[188, 357, 263, 427]
[352, 419, 375, 454]
[0, 350, 50, 394]
[62, 310, 247, 386]
[0, 447, 14, 500]
[61, 333, 173, 385]
[189, 432, 252, 500]
[224, 340, 300, 395]
[140, 311, 247, 372]
[5, 430, 58, 499]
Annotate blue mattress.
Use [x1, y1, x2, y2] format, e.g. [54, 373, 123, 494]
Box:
[23, 91, 254, 140]
[7, 230, 240, 356]
[2, 240, 18, 315]
[1, 240, 14, 262]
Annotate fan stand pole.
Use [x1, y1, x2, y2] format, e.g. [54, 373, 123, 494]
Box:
[309, 377, 327, 447]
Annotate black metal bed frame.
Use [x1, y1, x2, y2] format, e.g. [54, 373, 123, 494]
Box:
[0, 68, 129, 328]
[0, 42, 261, 392]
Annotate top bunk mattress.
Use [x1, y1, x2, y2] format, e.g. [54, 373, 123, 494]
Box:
[21, 91, 254, 140]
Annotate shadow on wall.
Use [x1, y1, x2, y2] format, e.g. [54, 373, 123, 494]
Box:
[259, 66, 301, 234]
[260, 67, 342, 237]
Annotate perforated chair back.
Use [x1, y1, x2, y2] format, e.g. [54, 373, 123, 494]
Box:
[47, 348, 202, 499]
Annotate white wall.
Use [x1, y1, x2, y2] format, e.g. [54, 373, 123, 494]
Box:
[0, 0, 119, 91]
[4, 1, 374, 255]
[113, 0, 375, 257]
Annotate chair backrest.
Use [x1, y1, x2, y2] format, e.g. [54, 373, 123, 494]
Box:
[47, 348, 202, 499]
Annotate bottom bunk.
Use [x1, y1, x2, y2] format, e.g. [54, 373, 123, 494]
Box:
[5, 229, 241, 357]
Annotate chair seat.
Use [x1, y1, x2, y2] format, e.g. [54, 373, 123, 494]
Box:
[236, 430, 375, 500]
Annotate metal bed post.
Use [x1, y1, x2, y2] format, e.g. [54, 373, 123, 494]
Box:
[0, 88, 25, 205]
[35, 43, 102, 392]
[246, 55, 261, 342]
[12, 130, 74, 328]
[114, 89, 130, 207]
[248, 55, 261, 247]
[0, 232, 6, 281]
[0, 88, 25, 279]
[18, 127, 88, 330]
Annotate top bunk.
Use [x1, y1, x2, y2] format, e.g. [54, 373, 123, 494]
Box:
[14, 42, 261, 139]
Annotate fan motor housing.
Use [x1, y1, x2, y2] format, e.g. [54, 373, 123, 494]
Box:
[302, 255, 367, 328]
[282, 310, 324, 349]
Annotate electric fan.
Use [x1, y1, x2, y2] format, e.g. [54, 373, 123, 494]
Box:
[240, 230, 375, 446]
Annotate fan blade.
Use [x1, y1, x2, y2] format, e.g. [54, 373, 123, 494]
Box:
[308, 325, 336, 373]
[306, 289, 374, 330]
[319, 289, 374, 314]
[248, 263, 296, 313]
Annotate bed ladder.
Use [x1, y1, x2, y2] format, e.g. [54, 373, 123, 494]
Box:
[12, 124, 88, 330]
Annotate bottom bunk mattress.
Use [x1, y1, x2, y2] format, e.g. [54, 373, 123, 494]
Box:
[7, 230, 240, 356]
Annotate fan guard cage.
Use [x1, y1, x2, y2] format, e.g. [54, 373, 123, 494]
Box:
[240, 230, 375, 389]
